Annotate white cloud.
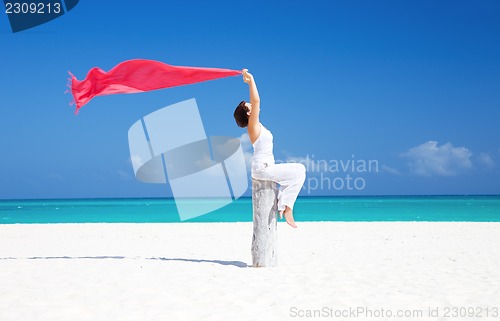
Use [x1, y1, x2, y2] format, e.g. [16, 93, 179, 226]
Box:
[476, 152, 495, 169]
[380, 164, 401, 175]
[401, 141, 473, 176]
[195, 152, 215, 170]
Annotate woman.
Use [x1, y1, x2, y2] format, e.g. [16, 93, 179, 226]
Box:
[234, 69, 306, 228]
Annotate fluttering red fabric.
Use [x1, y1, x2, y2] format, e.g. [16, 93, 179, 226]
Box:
[69, 59, 241, 113]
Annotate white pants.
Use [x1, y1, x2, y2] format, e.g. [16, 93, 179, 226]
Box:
[252, 161, 306, 212]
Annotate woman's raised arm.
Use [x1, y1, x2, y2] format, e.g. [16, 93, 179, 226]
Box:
[243, 69, 261, 138]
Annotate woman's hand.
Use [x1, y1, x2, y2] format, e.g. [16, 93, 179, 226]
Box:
[242, 69, 253, 84]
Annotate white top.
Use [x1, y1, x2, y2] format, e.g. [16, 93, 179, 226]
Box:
[252, 124, 275, 171]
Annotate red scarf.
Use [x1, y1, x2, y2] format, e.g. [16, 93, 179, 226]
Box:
[69, 59, 241, 113]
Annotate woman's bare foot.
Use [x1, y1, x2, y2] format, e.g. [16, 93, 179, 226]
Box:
[283, 206, 297, 228]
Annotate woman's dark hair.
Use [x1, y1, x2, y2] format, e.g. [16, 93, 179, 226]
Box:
[233, 100, 249, 128]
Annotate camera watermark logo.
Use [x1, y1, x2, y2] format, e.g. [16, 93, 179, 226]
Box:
[281, 154, 379, 193]
[128, 98, 248, 221]
[3, 0, 79, 33]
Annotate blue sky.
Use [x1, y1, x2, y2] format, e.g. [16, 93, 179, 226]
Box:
[0, 0, 499, 199]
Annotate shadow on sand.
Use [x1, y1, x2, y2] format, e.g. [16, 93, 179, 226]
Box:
[0, 256, 249, 268]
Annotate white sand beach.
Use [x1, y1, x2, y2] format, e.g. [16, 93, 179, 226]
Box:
[1, 222, 499, 321]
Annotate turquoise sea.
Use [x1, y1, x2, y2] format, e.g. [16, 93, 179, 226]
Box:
[1, 196, 500, 224]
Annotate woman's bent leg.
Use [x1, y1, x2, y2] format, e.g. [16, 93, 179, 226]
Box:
[253, 163, 306, 211]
